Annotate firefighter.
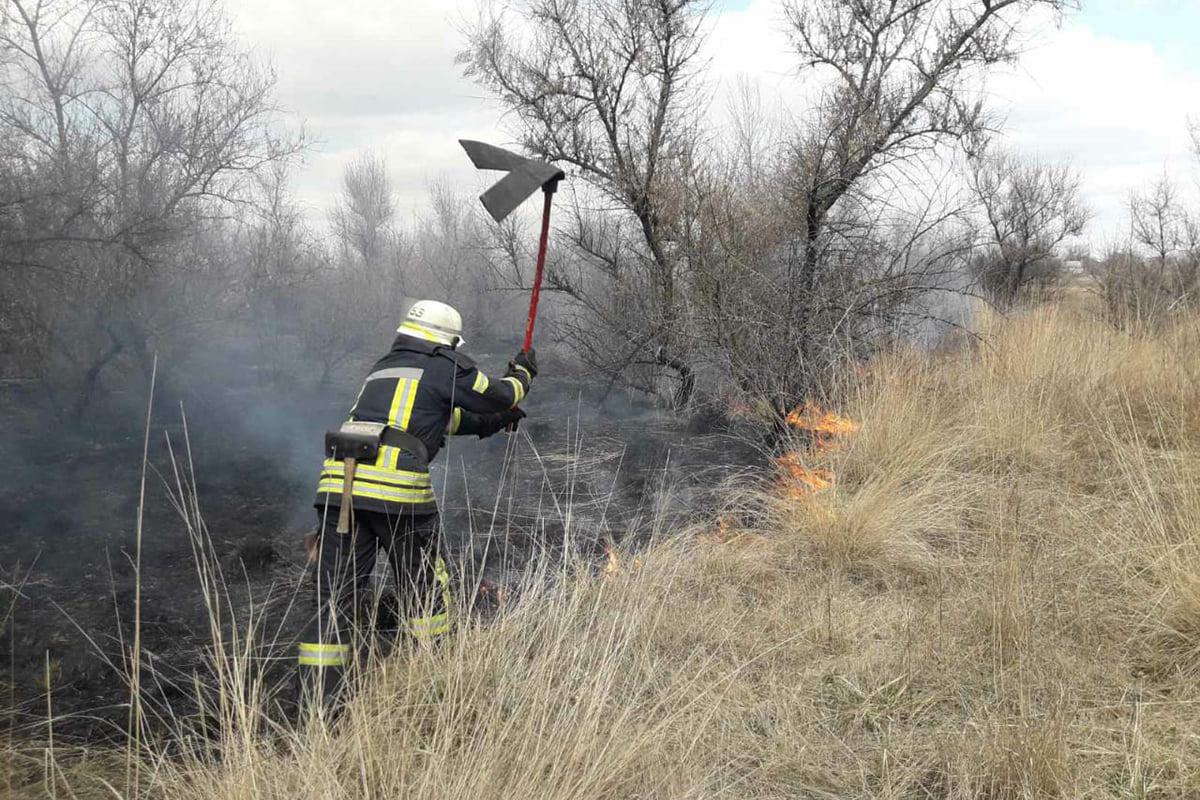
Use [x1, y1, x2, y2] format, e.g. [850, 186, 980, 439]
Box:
[298, 299, 536, 711]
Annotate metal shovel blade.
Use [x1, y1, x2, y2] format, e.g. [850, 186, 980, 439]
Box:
[460, 139, 565, 222]
[459, 139, 530, 173]
[480, 161, 566, 223]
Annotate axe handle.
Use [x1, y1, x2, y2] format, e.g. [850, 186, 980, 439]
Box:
[522, 184, 556, 352]
[336, 457, 357, 534]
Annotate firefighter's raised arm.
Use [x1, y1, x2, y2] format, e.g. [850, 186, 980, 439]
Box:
[452, 349, 537, 414]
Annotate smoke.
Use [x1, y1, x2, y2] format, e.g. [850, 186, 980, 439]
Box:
[0, 234, 761, 740]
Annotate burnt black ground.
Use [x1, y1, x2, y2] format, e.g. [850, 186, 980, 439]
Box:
[0, 351, 762, 744]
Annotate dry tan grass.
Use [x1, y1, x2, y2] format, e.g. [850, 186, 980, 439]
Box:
[12, 301, 1200, 798]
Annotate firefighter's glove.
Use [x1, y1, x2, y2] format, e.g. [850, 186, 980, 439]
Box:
[471, 407, 524, 438]
[497, 406, 526, 435]
[510, 348, 538, 379]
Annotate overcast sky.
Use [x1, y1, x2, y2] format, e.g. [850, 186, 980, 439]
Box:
[227, 0, 1200, 247]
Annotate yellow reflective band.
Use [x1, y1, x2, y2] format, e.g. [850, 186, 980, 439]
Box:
[409, 612, 451, 639]
[503, 376, 526, 404]
[406, 558, 453, 640]
[385, 377, 421, 469]
[364, 367, 424, 382]
[435, 557, 453, 617]
[398, 321, 441, 342]
[318, 481, 435, 504]
[449, 407, 463, 434]
[378, 443, 399, 470]
[321, 460, 432, 485]
[512, 364, 532, 381]
[400, 385, 419, 428]
[410, 613, 449, 628]
[471, 372, 489, 393]
[318, 475, 433, 494]
[387, 380, 407, 426]
[318, 474, 433, 493]
[387, 377, 420, 430]
[318, 477, 433, 494]
[298, 642, 349, 666]
[299, 656, 346, 666]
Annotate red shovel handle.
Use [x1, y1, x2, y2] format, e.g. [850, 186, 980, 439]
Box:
[522, 181, 557, 353]
[510, 180, 557, 434]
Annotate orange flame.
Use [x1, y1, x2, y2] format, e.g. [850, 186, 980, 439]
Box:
[785, 403, 860, 453]
[773, 452, 834, 497]
[699, 514, 768, 547]
[784, 405, 861, 436]
[774, 403, 858, 498]
[701, 514, 734, 544]
[602, 543, 642, 578]
[603, 543, 621, 578]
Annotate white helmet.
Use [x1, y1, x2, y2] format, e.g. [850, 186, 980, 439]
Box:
[397, 299, 464, 348]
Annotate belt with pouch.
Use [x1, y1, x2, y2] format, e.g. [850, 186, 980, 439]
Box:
[326, 422, 431, 533]
[380, 426, 430, 469]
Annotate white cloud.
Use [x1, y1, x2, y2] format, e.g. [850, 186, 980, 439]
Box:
[226, 0, 1200, 247]
[226, 0, 505, 221]
[991, 19, 1200, 243]
[707, 1, 796, 92]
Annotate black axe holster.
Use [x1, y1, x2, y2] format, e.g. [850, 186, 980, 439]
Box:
[325, 421, 386, 534]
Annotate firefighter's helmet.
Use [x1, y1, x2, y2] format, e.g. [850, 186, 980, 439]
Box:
[398, 300, 464, 348]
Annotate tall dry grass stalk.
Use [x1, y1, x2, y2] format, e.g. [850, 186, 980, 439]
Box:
[9, 300, 1200, 798]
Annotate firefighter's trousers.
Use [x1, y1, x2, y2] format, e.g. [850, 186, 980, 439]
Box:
[297, 507, 451, 712]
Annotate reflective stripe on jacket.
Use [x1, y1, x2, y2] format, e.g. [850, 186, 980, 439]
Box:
[315, 333, 532, 515]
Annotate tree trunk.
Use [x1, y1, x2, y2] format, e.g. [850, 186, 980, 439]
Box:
[655, 347, 695, 409]
[69, 337, 125, 419]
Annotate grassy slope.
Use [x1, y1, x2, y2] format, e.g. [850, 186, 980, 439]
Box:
[13, 301, 1200, 798]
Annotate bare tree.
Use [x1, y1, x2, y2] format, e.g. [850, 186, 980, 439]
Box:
[330, 153, 400, 266]
[462, 0, 1076, 415]
[771, 0, 1076, 381]
[715, 0, 1075, 415]
[1130, 176, 1195, 272]
[0, 0, 301, 415]
[1092, 175, 1200, 331]
[681, 134, 978, 423]
[968, 147, 1088, 303]
[232, 164, 328, 385]
[301, 154, 414, 385]
[460, 0, 707, 404]
[411, 181, 510, 341]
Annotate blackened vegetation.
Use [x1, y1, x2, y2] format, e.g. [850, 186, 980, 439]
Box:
[0, 347, 759, 743]
[0, 371, 321, 741]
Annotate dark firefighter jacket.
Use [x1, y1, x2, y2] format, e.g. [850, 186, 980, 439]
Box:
[315, 333, 532, 515]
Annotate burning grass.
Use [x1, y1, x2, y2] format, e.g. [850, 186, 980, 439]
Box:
[10, 301, 1200, 798]
[772, 403, 860, 499]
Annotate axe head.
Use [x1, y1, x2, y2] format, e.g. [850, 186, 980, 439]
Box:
[460, 139, 565, 223]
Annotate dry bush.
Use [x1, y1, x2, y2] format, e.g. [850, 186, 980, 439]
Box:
[967, 147, 1088, 307]
[1091, 251, 1200, 335]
